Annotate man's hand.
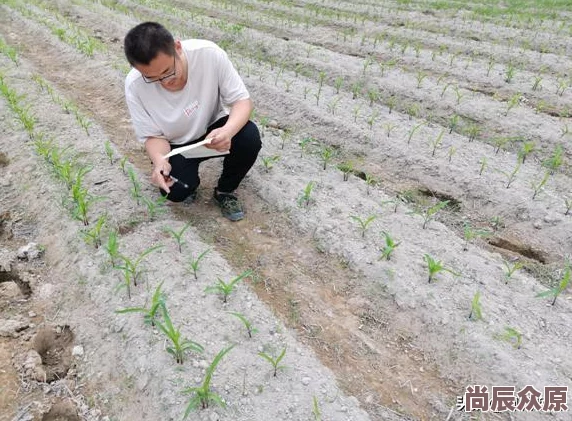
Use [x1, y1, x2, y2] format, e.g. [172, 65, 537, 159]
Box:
[151, 159, 174, 193]
[205, 127, 232, 152]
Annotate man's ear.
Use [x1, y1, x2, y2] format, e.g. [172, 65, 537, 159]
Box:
[174, 39, 182, 53]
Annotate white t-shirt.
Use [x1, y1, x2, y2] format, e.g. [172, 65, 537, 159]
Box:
[124, 40, 250, 145]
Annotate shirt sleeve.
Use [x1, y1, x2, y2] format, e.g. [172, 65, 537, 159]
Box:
[214, 46, 250, 106]
[124, 78, 164, 144]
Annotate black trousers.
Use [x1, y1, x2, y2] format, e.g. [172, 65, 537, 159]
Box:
[162, 116, 261, 202]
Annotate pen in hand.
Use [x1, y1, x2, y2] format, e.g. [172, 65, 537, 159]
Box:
[160, 170, 189, 189]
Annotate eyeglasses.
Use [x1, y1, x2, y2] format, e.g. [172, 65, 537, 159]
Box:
[142, 56, 176, 83]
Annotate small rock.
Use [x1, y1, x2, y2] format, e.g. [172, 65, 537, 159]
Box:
[533, 220, 542, 229]
[17, 243, 43, 261]
[72, 345, 84, 358]
[301, 377, 311, 386]
[28, 311, 36, 318]
[209, 412, 220, 421]
[0, 317, 29, 337]
[198, 360, 208, 369]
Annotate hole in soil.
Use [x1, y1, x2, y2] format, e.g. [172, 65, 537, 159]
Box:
[0, 269, 32, 297]
[0, 151, 9, 166]
[33, 326, 74, 382]
[488, 237, 549, 264]
[416, 187, 462, 211]
[0, 210, 13, 240]
[42, 400, 80, 421]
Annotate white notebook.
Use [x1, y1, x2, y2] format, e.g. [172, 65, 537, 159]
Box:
[163, 138, 230, 159]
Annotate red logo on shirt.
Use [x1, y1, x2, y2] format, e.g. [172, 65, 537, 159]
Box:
[183, 100, 199, 117]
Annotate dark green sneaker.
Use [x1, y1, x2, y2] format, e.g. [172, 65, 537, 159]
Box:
[213, 189, 244, 221]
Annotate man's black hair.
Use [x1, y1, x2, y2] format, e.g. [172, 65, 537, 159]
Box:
[124, 22, 176, 66]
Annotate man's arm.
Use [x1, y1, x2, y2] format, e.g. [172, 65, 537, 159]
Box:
[145, 136, 174, 192]
[206, 98, 253, 152]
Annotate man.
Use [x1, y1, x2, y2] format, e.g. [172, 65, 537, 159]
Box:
[123, 22, 261, 221]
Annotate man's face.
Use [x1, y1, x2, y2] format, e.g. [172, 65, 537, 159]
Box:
[136, 42, 186, 91]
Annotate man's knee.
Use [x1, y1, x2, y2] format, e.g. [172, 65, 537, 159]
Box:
[232, 121, 261, 155]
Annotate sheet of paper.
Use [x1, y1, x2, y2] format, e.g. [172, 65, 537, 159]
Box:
[163, 138, 229, 159]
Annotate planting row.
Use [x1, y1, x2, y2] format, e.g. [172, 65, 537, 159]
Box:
[2, 0, 570, 262]
[0, 52, 375, 420]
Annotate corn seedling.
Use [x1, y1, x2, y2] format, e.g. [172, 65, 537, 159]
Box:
[501, 159, 522, 188]
[560, 124, 570, 139]
[565, 198, 572, 216]
[531, 171, 550, 199]
[163, 221, 192, 253]
[260, 155, 280, 172]
[379, 231, 400, 261]
[205, 270, 252, 303]
[486, 57, 495, 77]
[406, 103, 420, 119]
[141, 194, 167, 220]
[478, 157, 487, 176]
[407, 122, 424, 145]
[490, 215, 505, 232]
[556, 79, 568, 96]
[383, 122, 397, 138]
[337, 161, 354, 181]
[416, 200, 449, 229]
[448, 114, 459, 134]
[424, 254, 459, 283]
[298, 181, 315, 208]
[367, 88, 379, 106]
[505, 62, 516, 83]
[315, 71, 326, 105]
[229, 312, 258, 338]
[416, 71, 427, 88]
[115, 281, 166, 326]
[352, 105, 361, 122]
[462, 223, 490, 251]
[104, 229, 120, 266]
[468, 291, 483, 321]
[386, 95, 397, 114]
[258, 346, 287, 377]
[453, 85, 463, 105]
[104, 140, 114, 164]
[182, 345, 234, 414]
[312, 396, 321, 421]
[299, 137, 316, 157]
[114, 245, 162, 298]
[334, 76, 343, 94]
[447, 146, 457, 163]
[505, 92, 522, 116]
[187, 248, 210, 280]
[351, 80, 363, 99]
[465, 124, 480, 142]
[503, 260, 523, 284]
[532, 75, 543, 91]
[365, 173, 377, 195]
[0, 38, 18, 64]
[430, 130, 445, 157]
[367, 110, 379, 130]
[350, 215, 376, 238]
[280, 129, 291, 150]
[81, 214, 106, 248]
[319, 146, 336, 170]
[71, 175, 100, 226]
[127, 167, 142, 205]
[497, 326, 523, 349]
[155, 305, 203, 364]
[119, 156, 128, 174]
[327, 96, 341, 115]
[536, 264, 570, 305]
